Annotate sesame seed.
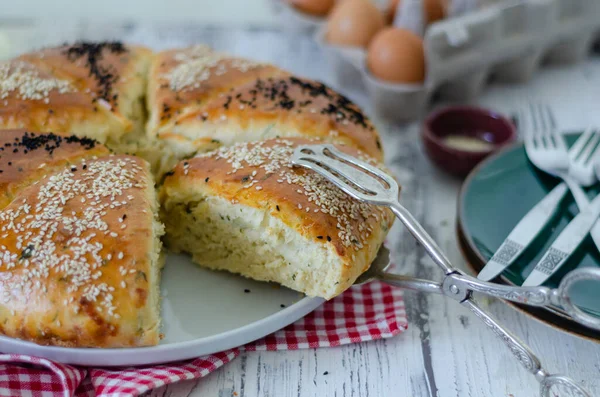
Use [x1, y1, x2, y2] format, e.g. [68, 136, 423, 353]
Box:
[196, 139, 388, 251]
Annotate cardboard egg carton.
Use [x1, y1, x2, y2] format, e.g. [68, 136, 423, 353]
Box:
[310, 0, 600, 122]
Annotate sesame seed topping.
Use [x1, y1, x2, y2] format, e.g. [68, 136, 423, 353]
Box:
[195, 139, 388, 250]
[0, 61, 73, 101]
[164, 45, 262, 92]
[0, 156, 147, 317]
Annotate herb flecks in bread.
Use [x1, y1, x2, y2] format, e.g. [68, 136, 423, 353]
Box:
[0, 131, 163, 348]
[202, 139, 380, 250]
[160, 138, 393, 299]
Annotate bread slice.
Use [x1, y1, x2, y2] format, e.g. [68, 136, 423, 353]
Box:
[145, 45, 383, 176]
[159, 137, 393, 299]
[0, 42, 152, 153]
[0, 132, 163, 347]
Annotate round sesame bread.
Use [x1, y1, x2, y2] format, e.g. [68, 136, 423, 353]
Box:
[0, 42, 394, 346]
[159, 138, 393, 299]
[0, 131, 163, 347]
[144, 45, 383, 176]
[0, 42, 152, 153]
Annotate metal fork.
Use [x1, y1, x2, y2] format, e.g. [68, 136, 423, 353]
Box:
[291, 143, 600, 397]
[524, 104, 599, 208]
[477, 105, 600, 281]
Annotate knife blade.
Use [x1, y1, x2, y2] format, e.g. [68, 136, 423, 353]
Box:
[523, 191, 600, 286]
[477, 183, 568, 281]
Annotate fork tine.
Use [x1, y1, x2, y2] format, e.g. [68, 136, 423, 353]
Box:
[323, 145, 398, 189]
[551, 129, 568, 152]
[568, 126, 594, 159]
[544, 104, 558, 129]
[579, 129, 600, 164]
[536, 103, 546, 133]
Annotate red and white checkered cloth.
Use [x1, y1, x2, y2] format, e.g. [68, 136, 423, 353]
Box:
[0, 282, 407, 397]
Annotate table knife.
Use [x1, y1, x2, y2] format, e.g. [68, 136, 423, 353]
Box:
[523, 192, 600, 286]
[477, 183, 568, 281]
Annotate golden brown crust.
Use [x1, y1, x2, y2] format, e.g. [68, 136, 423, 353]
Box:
[0, 42, 152, 144]
[0, 152, 160, 347]
[0, 129, 110, 209]
[147, 46, 288, 133]
[147, 45, 383, 162]
[160, 137, 393, 273]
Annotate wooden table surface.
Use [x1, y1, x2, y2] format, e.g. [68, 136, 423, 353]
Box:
[1, 21, 599, 397]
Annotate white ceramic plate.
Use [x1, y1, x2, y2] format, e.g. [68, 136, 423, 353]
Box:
[0, 253, 324, 366]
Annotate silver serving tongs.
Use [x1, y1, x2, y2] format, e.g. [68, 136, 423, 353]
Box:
[292, 144, 600, 397]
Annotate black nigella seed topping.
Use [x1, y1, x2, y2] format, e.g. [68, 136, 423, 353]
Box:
[20, 244, 35, 260]
[276, 205, 280, 211]
[244, 289, 250, 293]
[280, 304, 286, 308]
[327, 236, 331, 242]
[63, 41, 127, 105]
[223, 95, 232, 110]
[4, 132, 98, 157]
[164, 170, 175, 177]
[317, 236, 323, 239]
[82, 164, 87, 169]
[205, 177, 209, 183]
[323, 371, 329, 376]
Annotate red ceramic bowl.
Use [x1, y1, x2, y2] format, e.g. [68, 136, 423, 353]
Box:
[422, 106, 517, 177]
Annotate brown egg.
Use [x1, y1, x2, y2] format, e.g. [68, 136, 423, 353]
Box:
[388, 0, 446, 26]
[424, 0, 446, 24]
[386, 0, 401, 24]
[367, 27, 425, 83]
[290, 0, 336, 17]
[326, 0, 385, 48]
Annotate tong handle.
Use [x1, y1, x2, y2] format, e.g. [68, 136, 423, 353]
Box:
[448, 270, 600, 331]
[462, 299, 591, 397]
[557, 268, 600, 331]
[390, 202, 455, 274]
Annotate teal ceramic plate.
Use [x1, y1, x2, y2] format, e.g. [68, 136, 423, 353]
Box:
[458, 132, 600, 341]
